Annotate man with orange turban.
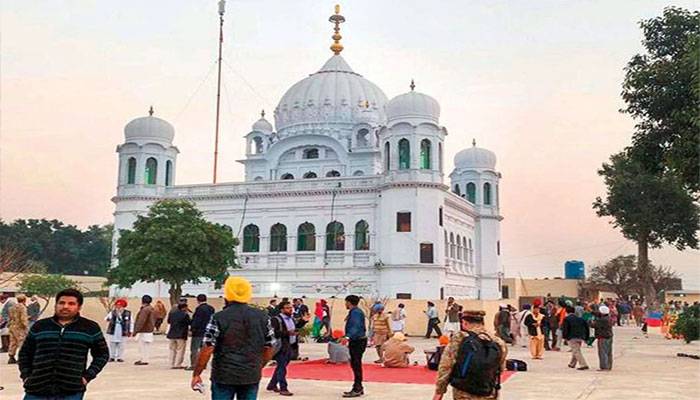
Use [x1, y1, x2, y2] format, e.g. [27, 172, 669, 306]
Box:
[191, 276, 275, 398]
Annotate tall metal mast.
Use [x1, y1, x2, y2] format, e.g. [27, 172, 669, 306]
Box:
[213, 0, 225, 184]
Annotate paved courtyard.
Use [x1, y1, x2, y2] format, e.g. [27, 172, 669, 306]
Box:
[1, 326, 698, 399]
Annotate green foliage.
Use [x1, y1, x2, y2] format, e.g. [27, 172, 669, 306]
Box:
[671, 304, 700, 343]
[19, 274, 79, 315]
[586, 255, 679, 299]
[108, 199, 238, 305]
[622, 7, 700, 194]
[0, 219, 112, 276]
[593, 152, 699, 251]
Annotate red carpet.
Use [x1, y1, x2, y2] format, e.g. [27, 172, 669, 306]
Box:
[262, 359, 516, 385]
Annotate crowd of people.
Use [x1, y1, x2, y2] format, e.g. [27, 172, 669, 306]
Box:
[3, 284, 698, 400]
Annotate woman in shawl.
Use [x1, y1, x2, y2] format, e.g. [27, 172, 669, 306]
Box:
[312, 301, 323, 338]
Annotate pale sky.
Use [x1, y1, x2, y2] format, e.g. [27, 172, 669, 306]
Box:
[1, 1, 698, 288]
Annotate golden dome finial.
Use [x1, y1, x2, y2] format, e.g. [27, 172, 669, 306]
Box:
[329, 4, 345, 55]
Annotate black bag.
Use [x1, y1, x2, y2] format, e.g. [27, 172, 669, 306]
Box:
[506, 358, 527, 371]
[449, 332, 502, 396]
[427, 346, 444, 370]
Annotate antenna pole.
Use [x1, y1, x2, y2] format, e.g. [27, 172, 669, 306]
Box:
[213, 0, 226, 184]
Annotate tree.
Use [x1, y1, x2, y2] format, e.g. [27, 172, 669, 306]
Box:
[671, 304, 700, 343]
[585, 255, 681, 301]
[593, 151, 699, 304]
[587, 255, 638, 299]
[19, 274, 79, 316]
[622, 7, 700, 194]
[0, 219, 113, 276]
[108, 199, 238, 306]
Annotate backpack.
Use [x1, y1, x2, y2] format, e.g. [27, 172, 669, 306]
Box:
[449, 332, 502, 396]
[506, 358, 528, 371]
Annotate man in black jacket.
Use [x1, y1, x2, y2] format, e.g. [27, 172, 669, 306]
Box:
[562, 306, 589, 370]
[267, 300, 310, 396]
[187, 294, 215, 371]
[167, 302, 191, 369]
[18, 288, 109, 399]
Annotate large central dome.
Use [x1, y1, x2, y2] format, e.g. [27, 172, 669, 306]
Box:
[273, 55, 388, 132]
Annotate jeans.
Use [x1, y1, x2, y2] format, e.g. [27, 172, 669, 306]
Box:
[211, 382, 259, 400]
[24, 394, 84, 400]
[425, 318, 442, 338]
[348, 338, 367, 392]
[268, 350, 291, 391]
[190, 336, 204, 367]
[597, 337, 613, 370]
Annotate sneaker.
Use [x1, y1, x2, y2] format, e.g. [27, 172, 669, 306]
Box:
[577, 366, 589, 370]
[279, 390, 294, 396]
[568, 364, 575, 369]
[342, 390, 364, 398]
[116, 359, 124, 362]
[108, 358, 115, 362]
[373, 359, 383, 364]
[184, 366, 194, 371]
[267, 386, 279, 392]
[7, 356, 17, 364]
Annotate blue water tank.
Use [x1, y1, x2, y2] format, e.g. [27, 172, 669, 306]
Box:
[565, 260, 585, 279]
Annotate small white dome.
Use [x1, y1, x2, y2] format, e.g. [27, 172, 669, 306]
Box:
[454, 141, 496, 170]
[386, 88, 440, 124]
[124, 111, 174, 144]
[252, 115, 273, 133]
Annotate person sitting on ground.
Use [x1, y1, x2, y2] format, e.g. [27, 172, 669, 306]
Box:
[426, 335, 450, 370]
[327, 329, 350, 364]
[381, 332, 415, 368]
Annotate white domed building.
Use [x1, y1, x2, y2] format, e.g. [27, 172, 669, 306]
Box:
[111, 9, 503, 300]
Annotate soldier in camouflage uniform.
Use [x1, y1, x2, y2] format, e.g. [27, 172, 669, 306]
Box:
[8, 294, 29, 364]
[433, 310, 508, 400]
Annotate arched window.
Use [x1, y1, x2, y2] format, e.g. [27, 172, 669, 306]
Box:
[353, 170, 364, 176]
[466, 182, 476, 203]
[356, 129, 369, 147]
[449, 233, 455, 258]
[145, 157, 157, 185]
[398, 139, 410, 170]
[354, 220, 369, 251]
[326, 170, 341, 177]
[456, 234, 462, 260]
[326, 221, 345, 251]
[303, 171, 317, 179]
[297, 222, 316, 251]
[303, 148, 319, 159]
[420, 139, 431, 169]
[165, 160, 173, 186]
[127, 157, 136, 184]
[253, 137, 263, 154]
[269, 223, 287, 252]
[484, 182, 492, 205]
[453, 184, 461, 196]
[242, 224, 260, 252]
[281, 173, 294, 180]
[468, 238, 473, 264]
[384, 142, 391, 171]
[462, 237, 467, 261]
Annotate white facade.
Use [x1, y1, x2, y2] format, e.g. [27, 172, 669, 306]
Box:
[111, 52, 503, 300]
